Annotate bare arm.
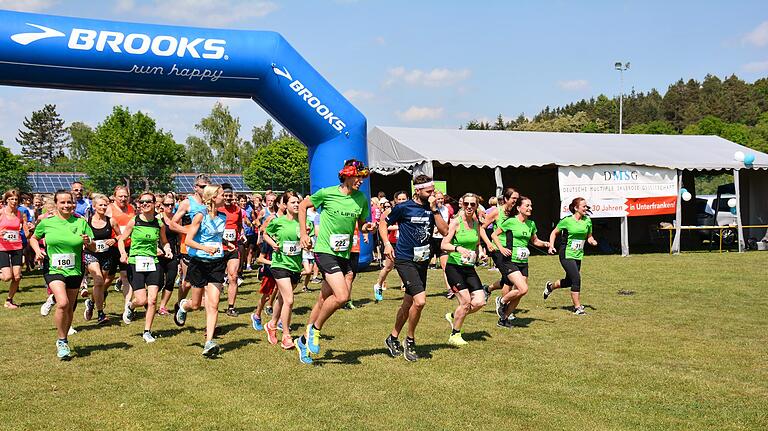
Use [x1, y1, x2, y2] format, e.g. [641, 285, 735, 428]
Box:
[168, 200, 190, 234]
[548, 227, 560, 254]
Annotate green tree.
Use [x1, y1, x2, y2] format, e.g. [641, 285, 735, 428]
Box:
[684, 115, 767, 153]
[68, 121, 94, 160]
[16, 104, 69, 167]
[626, 120, 678, 135]
[0, 140, 30, 192]
[183, 136, 216, 173]
[251, 119, 276, 149]
[83, 106, 184, 193]
[243, 137, 309, 192]
[194, 102, 248, 173]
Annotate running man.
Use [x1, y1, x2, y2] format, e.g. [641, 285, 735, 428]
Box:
[381, 175, 448, 362]
[106, 185, 135, 311]
[546, 197, 597, 315]
[220, 183, 244, 316]
[295, 159, 373, 364]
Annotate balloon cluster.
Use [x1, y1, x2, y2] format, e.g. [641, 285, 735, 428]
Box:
[728, 197, 737, 215]
[734, 151, 756, 167]
[680, 188, 692, 202]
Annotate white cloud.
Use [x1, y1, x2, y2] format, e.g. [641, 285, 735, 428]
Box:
[116, 0, 279, 27]
[342, 89, 374, 103]
[396, 106, 444, 122]
[743, 60, 768, 73]
[557, 79, 590, 91]
[374, 36, 386, 46]
[0, 0, 57, 12]
[743, 21, 768, 47]
[385, 67, 471, 87]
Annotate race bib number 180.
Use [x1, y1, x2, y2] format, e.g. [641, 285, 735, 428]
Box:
[51, 253, 75, 270]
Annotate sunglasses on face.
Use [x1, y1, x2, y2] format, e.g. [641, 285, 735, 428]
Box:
[163, 203, 174, 207]
[463, 202, 477, 207]
[196, 184, 207, 189]
[139, 200, 154, 205]
[72, 189, 82, 192]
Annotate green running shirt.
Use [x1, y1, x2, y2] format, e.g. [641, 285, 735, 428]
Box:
[556, 215, 592, 260]
[310, 186, 369, 259]
[35, 216, 94, 277]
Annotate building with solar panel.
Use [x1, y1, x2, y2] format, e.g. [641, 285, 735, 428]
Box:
[27, 173, 255, 194]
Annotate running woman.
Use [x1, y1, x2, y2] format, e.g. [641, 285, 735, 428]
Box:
[220, 183, 244, 316]
[545, 197, 597, 315]
[382, 175, 448, 362]
[372, 191, 409, 301]
[157, 196, 181, 316]
[295, 159, 373, 364]
[29, 190, 94, 360]
[175, 185, 227, 357]
[441, 193, 493, 346]
[491, 196, 550, 328]
[82, 194, 121, 324]
[262, 191, 303, 349]
[106, 185, 135, 311]
[0, 190, 29, 309]
[482, 188, 519, 300]
[118, 192, 173, 342]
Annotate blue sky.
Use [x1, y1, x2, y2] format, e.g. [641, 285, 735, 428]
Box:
[1, 0, 766, 155]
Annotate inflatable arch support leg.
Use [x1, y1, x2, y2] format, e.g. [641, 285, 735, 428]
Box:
[0, 10, 373, 265]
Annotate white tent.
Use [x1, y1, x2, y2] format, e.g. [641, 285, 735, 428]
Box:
[368, 126, 768, 254]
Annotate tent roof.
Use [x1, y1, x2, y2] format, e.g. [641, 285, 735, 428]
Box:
[368, 126, 768, 173]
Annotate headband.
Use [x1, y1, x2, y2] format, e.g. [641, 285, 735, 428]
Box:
[339, 164, 370, 178]
[414, 181, 434, 190]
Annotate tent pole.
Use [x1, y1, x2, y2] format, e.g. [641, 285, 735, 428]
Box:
[734, 168, 744, 253]
[494, 167, 503, 197]
[672, 170, 682, 254]
[620, 216, 629, 256]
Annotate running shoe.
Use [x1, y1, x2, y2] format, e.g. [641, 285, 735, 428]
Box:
[444, 312, 454, 331]
[302, 286, 310, 293]
[574, 305, 586, 315]
[507, 311, 516, 320]
[250, 313, 264, 331]
[142, 331, 156, 343]
[114, 279, 122, 292]
[158, 307, 169, 316]
[79, 286, 89, 298]
[497, 318, 514, 329]
[482, 285, 491, 302]
[226, 307, 238, 317]
[68, 326, 77, 336]
[122, 302, 133, 325]
[448, 332, 468, 346]
[385, 336, 403, 358]
[265, 306, 273, 316]
[280, 335, 295, 350]
[265, 321, 278, 345]
[344, 300, 356, 310]
[296, 336, 313, 364]
[56, 340, 71, 360]
[445, 290, 454, 299]
[237, 277, 244, 286]
[97, 313, 109, 325]
[306, 325, 320, 354]
[373, 284, 383, 302]
[403, 339, 419, 362]
[174, 299, 188, 327]
[277, 321, 283, 331]
[40, 294, 55, 316]
[4, 299, 18, 309]
[495, 296, 505, 318]
[202, 340, 220, 357]
[544, 281, 553, 300]
[311, 277, 322, 284]
[83, 298, 94, 321]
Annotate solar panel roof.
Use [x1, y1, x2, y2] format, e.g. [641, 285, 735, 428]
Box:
[28, 173, 254, 194]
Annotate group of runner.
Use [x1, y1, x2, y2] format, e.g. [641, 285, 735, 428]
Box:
[0, 160, 596, 362]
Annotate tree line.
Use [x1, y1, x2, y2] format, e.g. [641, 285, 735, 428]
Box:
[1, 102, 309, 194]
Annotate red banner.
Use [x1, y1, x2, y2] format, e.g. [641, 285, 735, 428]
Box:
[625, 196, 677, 217]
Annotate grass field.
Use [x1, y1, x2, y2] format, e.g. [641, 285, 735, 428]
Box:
[0, 252, 766, 430]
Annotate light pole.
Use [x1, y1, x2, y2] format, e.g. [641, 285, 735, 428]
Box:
[614, 61, 630, 134]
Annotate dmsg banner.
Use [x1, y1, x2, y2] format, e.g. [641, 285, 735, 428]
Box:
[558, 165, 677, 218]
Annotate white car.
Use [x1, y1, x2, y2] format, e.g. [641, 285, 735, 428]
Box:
[696, 194, 737, 226]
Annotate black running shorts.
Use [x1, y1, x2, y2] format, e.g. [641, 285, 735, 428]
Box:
[315, 252, 352, 276]
[128, 262, 162, 290]
[394, 259, 429, 296]
[271, 267, 301, 285]
[0, 249, 23, 268]
[44, 273, 83, 290]
[186, 257, 226, 288]
[444, 263, 483, 292]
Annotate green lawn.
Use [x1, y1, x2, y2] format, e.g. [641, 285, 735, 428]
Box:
[0, 252, 766, 431]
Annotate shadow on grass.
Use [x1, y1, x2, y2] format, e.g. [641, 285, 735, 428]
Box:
[219, 337, 260, 352]
[292, 306, 311, 316]
[462, 330, 491, 342]
[153, 326, 198, 338]
[72, 316, 123, 332]
[546, 304, 598, 312]
[318, 342, 459, 365]
[215, 322, 247, 337]
[75, 342, 132, 358]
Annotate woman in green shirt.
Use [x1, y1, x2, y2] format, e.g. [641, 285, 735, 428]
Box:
[546, 197, 597, 315]
[262, 191, 302, 349]
[441, 193, 494, 346]
[491, 196, 550, 328]
[118, 192, 173, 342]
[481, 187, 519, 300]
[29, 190, 95, 360]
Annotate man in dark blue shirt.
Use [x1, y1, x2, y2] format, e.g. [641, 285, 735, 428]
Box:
[379, 175, 447, 362]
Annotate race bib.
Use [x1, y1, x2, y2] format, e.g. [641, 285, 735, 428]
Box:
[515, 247, 530, 260]
[282, 240, 301, 256]
[571, 239, 585, 251]
[135, 255, 156, 272]
[330, 234, 350, 252]
[223, 229, 237, 242]
[461, 250, 477, 266]
[413, 245, 431, 262]
[51, 253, 76, 270]
[2, 231, 19, 242]
[199, 241, 223, 259]
[94, 240, 109, 253]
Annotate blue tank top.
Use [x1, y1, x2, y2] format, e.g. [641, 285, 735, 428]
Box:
[187, 195, 207, 221]
[188, 211, 226, 260]
[260, 207, 272, 224]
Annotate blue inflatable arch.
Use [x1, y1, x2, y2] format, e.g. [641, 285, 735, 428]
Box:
[0, 10, 373, 264]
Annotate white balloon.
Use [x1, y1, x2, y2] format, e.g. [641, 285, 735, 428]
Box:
[734, 151, 745, 162]
[727, 198, 737, 208]
[682, 191, 692, 202]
